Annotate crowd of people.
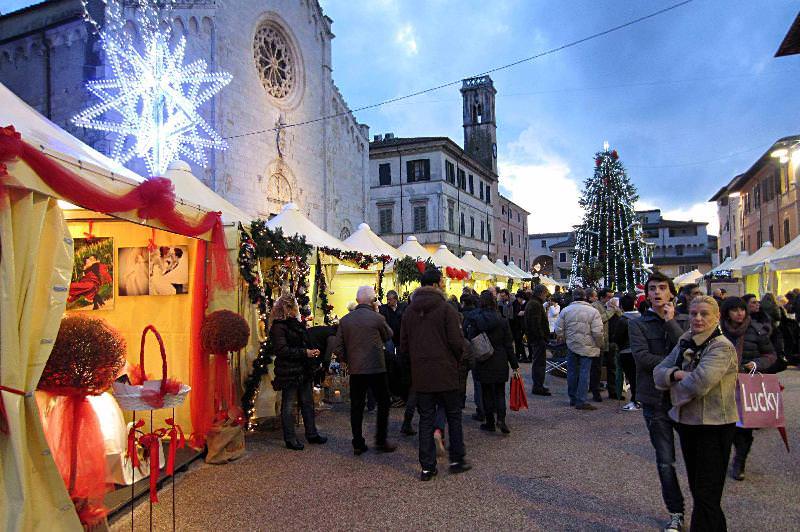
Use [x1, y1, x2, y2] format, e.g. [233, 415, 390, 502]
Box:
[266, 270, 796, 531]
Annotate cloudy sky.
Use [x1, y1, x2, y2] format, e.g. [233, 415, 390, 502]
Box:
[4, 0, 799, 236]
[316, 0, 800, 235]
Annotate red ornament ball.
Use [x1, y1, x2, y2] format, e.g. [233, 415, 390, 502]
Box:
[38, 315, 127, 396]
[595, 157, 602, 167]
[201, 310, 250, 355]
[611, 150, 619, 160]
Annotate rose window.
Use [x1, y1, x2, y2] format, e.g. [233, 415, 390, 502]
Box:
[253, 23, 296, 100]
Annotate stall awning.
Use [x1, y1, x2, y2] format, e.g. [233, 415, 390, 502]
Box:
[431, 245, 473, 272]
[480, 255, 510, 278]
[460, 251, 496, 278]
[495, 259, 522, 279]
[739, 242, 777, 276]
[397, 235, 432, 260]
[0, 82, 218, 239]
[708, 256, 735, 275]
[766, 233, 800, 271]
[266, 203, 351, 250]
[673, 269, 704, 287]
[343, 223, 402, 259]
[164, 161, 251, 225]
[507, 261, 532, 279]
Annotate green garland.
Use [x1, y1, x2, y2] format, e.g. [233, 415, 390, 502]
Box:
[318, 246, 390, 269]
[238, 221, 313, 429]
[315, 253, 334, 325]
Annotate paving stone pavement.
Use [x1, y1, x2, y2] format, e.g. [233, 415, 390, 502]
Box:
[112, 367, 800, 531]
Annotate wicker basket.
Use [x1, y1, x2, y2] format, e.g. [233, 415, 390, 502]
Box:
[112, 324, 191, 411]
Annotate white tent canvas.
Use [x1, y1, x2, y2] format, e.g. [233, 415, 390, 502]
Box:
[766, 234, 800, 271]
[708, 256, 735, 275]
[431, 245, 473, 272]
[164, 161, 251, 225]
[480, 255, 510, 278]
[495, 259, 522, 279]
[460, 251, 494, 280]
[266, 203, 350, 250]
[739, 242, 776, 276]
[397, 235, 432, 260]
[343, 223, 401, 259]
[674, 269, 703, 287]
[715, 251, 750, 276]
[507, 261, 531, 279]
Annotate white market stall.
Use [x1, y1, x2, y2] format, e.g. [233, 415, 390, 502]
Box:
[739, 242, 777, 295]
[762, 235, 800, 294]
[673, 269, 704, 288]
[397, 235, 432, 260]
[706, 252, 749, 297]
[336, 223, 401, 305]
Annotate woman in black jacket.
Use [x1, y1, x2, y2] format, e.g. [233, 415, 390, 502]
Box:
[270, 295, 327, 450]
[464, 290, 519, 434]
[720, 297, 776, 481]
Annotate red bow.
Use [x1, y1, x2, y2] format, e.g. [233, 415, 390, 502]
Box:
[83, 220, 95, 241]
[138, 429, 166, 503]
[147, 228, 158, 253]
[164, 418, 185, 475]
[126, 419, 146, 469]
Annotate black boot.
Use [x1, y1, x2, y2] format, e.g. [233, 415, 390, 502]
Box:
[730, 456, 746, 481]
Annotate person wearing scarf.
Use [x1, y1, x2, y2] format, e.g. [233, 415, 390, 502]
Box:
[719, 297, 776, 482]
[654, 296, 738, 532]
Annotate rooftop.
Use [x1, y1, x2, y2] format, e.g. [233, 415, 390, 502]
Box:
[775, 12, 800, 57]
[550, 233, 576, 250]
[529, 231, 571, 239]
[653, 255, 712, 266]
[369, 135, 498, 178]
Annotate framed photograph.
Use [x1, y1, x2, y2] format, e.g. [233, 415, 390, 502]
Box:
[67, 237, 114, 310]
[118, 247, 150, 296]
[149, 246, 189, 295]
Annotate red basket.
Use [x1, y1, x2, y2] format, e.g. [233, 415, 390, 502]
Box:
[112, 325, 190, 411]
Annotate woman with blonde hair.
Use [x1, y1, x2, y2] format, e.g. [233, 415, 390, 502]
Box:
[270, 294, 327, 450]
[654, 295, 738, 531]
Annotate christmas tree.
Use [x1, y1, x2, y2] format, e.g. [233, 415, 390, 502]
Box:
[569, 144, 651, 291]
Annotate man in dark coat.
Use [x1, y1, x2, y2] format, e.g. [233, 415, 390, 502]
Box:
[524, 284, 551, 396]
[379, 290, 407, 405]
[335, 286, 395, 455]
[400, 268, 470, 480]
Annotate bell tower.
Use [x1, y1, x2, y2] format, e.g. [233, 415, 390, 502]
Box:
[460, 75, 497, 174]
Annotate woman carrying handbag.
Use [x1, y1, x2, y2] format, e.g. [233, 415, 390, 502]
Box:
[463, 290, 520, 434]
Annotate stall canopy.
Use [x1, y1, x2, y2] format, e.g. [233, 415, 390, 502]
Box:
[673, 269, 704, 287]
[164, 161, 251, 225]
[0, 82, 217, 236]
[495, 259, 522, 279]
[538, 275, 564, 290]
[397, 235, 432, 260]
[266, 202, 350, 250]
[767, 233, 800, 271]
[738, 242, 776, 276]
[507, 261, 532, 279]
[431, 245, 473, 272]
[712, 251, 750, 276]
[708, 256, 735, 275]
[343, 223, 402, 259]
[480, 255, 510, 278]
[460, 251, 496, 279]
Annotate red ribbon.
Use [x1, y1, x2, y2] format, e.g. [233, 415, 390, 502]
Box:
[164, 418, 185, 475]
[0, 124, 234, 290]
[138, 430, 166, 503]
[0, 384, 26, 435]
[146, 228, 157, 252]
[83, 220, 95, 241]
[126, 419, 145, 469]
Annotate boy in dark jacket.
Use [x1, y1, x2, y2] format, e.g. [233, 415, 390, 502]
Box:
[629, 272, 688, 532]
[524, 284, 551, 396]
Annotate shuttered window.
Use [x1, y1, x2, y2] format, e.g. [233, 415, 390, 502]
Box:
[378, 163, 391, 186]
[413, 205, 427, 232]
[379, 208, 392, 234]
[407, 159, 430, 182]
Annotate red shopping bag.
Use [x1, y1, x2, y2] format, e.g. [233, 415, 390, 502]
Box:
[509, 374, 528, 411]
[736, 373, 789, 451]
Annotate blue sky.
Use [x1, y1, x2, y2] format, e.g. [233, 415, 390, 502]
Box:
[4, 0, 800, 234]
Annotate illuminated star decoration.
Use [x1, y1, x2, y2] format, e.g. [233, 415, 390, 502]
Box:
[72, 0, 232, 176]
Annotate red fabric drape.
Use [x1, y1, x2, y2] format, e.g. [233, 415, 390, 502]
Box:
[0, 125, 233, 289]
[43, 395, 108, 526]
[189, 241, 211, 449]
[212, 354, 233, 416]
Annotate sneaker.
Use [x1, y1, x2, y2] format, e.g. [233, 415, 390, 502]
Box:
[448, 460, 472, 474]
[420, 469, 438, 481]
[434, 430, 446, 456]
[664, 512, 684, 532]
[622, 401, 641, 412]
[575, 403, 597, 411]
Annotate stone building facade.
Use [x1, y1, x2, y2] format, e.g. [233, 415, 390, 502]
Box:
[368, 76, 501, 259]
[528, 231, 571, 277]
[495, 195, 529, 271]
[0, 0, 368, 235]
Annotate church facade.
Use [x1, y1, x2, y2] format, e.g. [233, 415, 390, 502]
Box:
[0, 0, 368, 237]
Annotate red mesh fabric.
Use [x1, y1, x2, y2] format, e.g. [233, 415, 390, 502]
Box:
[43, 395, 109, 526]
[212, 354, 233, 416]
[0, 124, 233, 289]
[189, 241, 211, 449]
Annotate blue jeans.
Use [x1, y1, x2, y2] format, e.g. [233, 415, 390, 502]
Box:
[566, 350, 593, 406]
[642, 404, 685, 515]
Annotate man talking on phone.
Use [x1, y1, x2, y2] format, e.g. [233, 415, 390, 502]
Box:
[629, 272, 689, 532]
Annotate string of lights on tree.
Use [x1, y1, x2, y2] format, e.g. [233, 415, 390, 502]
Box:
[569, 143, 652, 291]
[73, 0, 232, 176]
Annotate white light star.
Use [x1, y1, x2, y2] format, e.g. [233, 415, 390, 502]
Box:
[73, 1, 232, 176]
